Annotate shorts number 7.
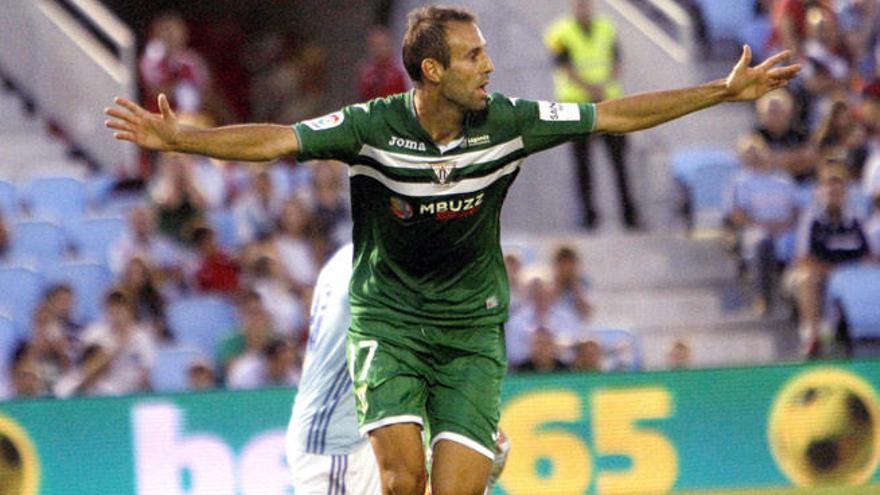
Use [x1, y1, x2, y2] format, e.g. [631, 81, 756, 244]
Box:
[349, 339, 378, 382]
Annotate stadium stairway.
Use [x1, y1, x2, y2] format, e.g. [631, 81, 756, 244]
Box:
[0, 88, 87, 182]
[506, 231, 799, 370]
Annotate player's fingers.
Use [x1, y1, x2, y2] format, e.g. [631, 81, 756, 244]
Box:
[158, 93, 174, 120]
[113, 132, 135, 142]
[734, 45, 752, 72]
[757, 49, 792, 70]
[105, 120, 135, 132]
[114, 97, 145, 115]
[104, 107, 138, 124]
[768, 64, 802, 81]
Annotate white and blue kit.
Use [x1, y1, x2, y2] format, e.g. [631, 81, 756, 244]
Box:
[286, 244, 381, 495]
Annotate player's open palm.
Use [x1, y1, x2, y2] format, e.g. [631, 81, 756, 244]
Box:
[104, 93, 179, 151]
[724, 45, 801, 102]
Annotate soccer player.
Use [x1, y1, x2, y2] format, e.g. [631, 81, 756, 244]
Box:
[287, 244, 509, 494]
[104, 6, 799, 494]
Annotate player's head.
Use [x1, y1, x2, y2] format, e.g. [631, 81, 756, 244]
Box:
[402, 5, 494, 111]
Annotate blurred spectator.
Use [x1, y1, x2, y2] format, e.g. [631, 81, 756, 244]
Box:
[249, 37, 328, 124]
[243, 254, 307, 340]
[149, 153, 209, 244]
[357, 25, 408, 100]
[788, 160, 870, 357]
[726, 133, 800, 314]
[800, 7, 852, 130]
[234, 168, 285, 245]
[570, 339, 603, 372]
[667, 338, 693, 369]
[755, 89, 816, 182]
[551, 245, 593, 320]
[187, 358, 217, 391]
[42, 284, 83, 345]
[861, 81, 880, 198]
[272, 198, 320, 291]
[227, 338, 300, 390]
[517, 328, 567, 373]
[504, 250, 526, 315]
[68, 291, 157, 396]
[117, 258, 169, 341]
[139, 12, 228, 120]
[506, 272, 587, 366]
[771, 0, 836, 55]
[299, 161, 351, 251]
[545, 0, 639, 229]
[109, 205, 182, 280]
[10, 343, 46, 399]
[29, 303, 73, 389]
[836, 0, 880, 80]
[218, 290, 273, 371]
[192, 226, 240, 294]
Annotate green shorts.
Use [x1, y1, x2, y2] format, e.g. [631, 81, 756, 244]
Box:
[347, 318, 507, 459]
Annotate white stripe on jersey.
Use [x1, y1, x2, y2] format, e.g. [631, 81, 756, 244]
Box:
[349, 159, 522, 198]
[358, 137, 524, 170]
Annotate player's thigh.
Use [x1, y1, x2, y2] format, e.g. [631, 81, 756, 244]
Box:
[431, 439, 494, 495]
[426, 325, 506, 463]
[347, 326, 429, 434]
[369, 423, 427, 492]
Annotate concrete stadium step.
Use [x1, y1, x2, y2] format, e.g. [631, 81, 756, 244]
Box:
[590, 288, 725, 330]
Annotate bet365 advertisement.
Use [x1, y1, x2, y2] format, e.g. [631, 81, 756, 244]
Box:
[0, 359, 879, 494]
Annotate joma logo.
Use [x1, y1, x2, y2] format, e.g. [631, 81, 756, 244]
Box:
[388, 135, 427, 152]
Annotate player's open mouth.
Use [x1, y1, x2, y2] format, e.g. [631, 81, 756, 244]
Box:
[478, 82, 489, 96]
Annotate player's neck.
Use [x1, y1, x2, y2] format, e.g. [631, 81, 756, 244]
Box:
[413, 87, 465, 145]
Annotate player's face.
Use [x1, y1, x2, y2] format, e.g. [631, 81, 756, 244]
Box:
[441, 21, 494, 111]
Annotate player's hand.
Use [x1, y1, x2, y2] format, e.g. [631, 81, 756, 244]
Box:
[104, 93, 180, 151]
[724, 46, 801, 102]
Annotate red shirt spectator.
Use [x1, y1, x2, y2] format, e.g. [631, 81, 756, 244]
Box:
[357, 26, 408, 100]
[193, 226, 240, 293]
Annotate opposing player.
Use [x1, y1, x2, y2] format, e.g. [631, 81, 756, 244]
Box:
[105, 5, 799, 494]
[287, 244, 509, 494]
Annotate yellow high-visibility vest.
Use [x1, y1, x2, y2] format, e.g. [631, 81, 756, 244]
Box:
[544, 16, 623, 103]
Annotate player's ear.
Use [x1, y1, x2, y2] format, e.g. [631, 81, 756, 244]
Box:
[421, 58, 443, 84]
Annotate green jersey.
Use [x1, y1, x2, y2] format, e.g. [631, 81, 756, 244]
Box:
[293, 91, 596, 328]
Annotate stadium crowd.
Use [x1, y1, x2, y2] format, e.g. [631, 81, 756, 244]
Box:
[724, 0, 880, 357]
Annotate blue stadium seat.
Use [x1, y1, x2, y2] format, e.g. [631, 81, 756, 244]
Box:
[0, 180, 20, 218]
[693, 0, 755, 43]
[0, 267, 44, 334]
[594, 328, 643, 371]
[671, 148, 739, 227]
[85, 174, 117, 208]
[671, 148, 738, 183]
[150, 346, 205, 393]
[167, 296, 238, 358]
[66, 216, 126, 264]
[207, 208, 239, 251]
[48, 262, 113, 322]
[826, 265, 880, 340]
[24, 177, 87, 221]
[738, 17, 772, 62]
[11, 220, 67, 267]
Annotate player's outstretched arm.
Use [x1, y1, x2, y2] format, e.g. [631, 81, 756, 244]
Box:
[594, 46, 801, 134]
[104, 93, 299, 161]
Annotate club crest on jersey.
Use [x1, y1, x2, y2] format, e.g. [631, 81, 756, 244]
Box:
[303, 111, 344, 130]
[389, 196, 413, 220]
[388, 135, 427, 152]
[431, 161, 454, 187]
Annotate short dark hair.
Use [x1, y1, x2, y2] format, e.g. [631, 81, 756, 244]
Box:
[554, 245, 579, 263]
[402, 5, 476, 83]
[105, 289, 133, 310]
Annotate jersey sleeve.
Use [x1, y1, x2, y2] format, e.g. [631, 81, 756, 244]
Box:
[514, 98, 597, 154]
[292, 106, 362, 163]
